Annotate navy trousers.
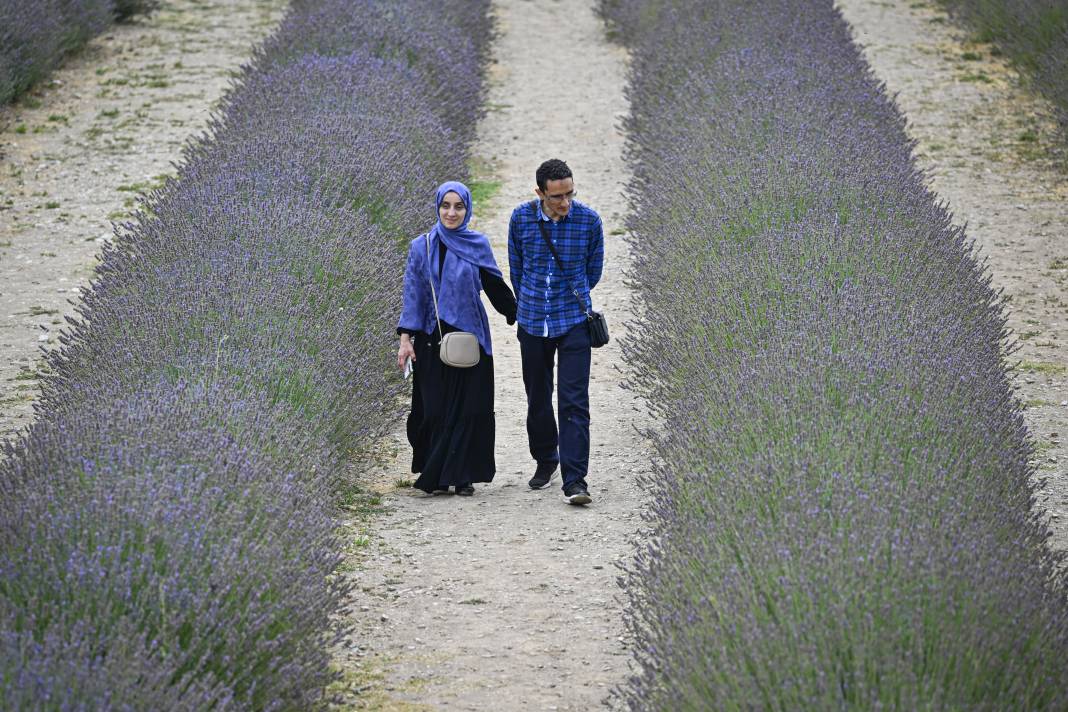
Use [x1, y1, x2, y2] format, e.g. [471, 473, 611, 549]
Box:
[517, 321, 591, 489]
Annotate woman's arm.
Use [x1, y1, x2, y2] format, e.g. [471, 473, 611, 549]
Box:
[481, 268, 517, 325]
[397, 239, 426, 370]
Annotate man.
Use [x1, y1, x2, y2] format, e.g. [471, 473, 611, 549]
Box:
[507, 159, 604, 505]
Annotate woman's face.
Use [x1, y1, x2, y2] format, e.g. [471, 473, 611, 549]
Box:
[438, 191, 467, 230]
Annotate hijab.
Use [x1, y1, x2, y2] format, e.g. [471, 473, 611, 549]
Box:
[429, 181, 502, 279]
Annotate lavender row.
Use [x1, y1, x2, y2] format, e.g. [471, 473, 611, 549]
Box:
[0, 0, 157, 105]
[0, 1, 491, 708]
[601, 0, 1068, 707]
[939, 0, 1068, 139]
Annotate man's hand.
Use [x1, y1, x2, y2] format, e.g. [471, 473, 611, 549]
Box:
[397, 334, 416, 371]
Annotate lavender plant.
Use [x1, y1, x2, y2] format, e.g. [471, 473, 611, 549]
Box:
[0, 0, 156, 105]
[1, 0, 491, 707]
[939, 0, 1068, 139]
[601, 0, 1068, 708]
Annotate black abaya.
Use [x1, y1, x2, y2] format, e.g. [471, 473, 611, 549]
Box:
[400, 244, 516, 493]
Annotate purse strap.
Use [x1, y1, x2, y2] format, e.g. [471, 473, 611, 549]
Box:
[425, 233, 445, 338]
[531, 201, 593, 319]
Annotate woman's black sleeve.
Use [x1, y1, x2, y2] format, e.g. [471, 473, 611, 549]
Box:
[481, 269, 517, 325]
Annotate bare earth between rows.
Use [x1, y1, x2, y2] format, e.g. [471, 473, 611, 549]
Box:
[331, 2, 650, 710]
[0, 0, 287, 440]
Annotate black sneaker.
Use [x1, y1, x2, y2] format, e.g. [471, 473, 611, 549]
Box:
[563, 483, 592, 505]
[528, 461, 559, 490]
[455, 484, 474, 496]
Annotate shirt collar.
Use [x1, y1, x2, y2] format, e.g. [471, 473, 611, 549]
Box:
[536, 200, 571, 223]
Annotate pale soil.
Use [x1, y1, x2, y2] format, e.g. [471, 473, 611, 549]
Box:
[836, 0, 1068, 552]
[330, 2, 649, 710]
[0, 0, 288, 441]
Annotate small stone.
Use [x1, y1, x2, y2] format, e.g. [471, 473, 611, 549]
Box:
[37, 334, 49, 342]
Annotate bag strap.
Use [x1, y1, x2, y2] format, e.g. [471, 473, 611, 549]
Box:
[425, 233, 444, 338]
[531, 201, 593, 318]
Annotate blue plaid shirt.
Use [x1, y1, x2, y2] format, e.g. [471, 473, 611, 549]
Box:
[507, 199, 604, 338]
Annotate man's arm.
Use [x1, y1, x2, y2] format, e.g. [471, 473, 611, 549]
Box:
[586, 214, 604, 290]
[508, 212, 523, 298]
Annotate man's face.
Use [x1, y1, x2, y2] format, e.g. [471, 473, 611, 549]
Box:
[537, 177, 575, 219]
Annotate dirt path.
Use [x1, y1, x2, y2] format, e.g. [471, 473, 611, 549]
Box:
[332, 2, 649, 710]
[0, 0, 287, 441]
[836, 0, 1068, 551]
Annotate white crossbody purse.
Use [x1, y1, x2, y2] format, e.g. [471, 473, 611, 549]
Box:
[426, 234, 480, 368]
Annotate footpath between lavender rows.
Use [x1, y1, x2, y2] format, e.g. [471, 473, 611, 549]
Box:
[0, 0, 288, 441]
[329, 2, 650, 710]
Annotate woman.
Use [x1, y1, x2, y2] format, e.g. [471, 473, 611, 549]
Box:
[396, 181, 516, 495]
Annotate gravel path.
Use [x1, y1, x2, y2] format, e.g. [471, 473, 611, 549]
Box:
[0, 0, 287, 441]
[331, 2, 649, 710]
[836, 0, 1068, 551]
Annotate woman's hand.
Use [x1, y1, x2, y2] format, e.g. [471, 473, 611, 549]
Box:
[397, 334, 416, 371]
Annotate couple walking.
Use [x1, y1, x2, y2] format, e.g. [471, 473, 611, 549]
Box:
[396, 159, 604, 505]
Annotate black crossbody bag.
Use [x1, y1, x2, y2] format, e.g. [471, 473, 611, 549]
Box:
[532, 201, 609, 348]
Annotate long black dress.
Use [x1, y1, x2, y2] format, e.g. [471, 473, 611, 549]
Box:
[398, 243, 516, 493]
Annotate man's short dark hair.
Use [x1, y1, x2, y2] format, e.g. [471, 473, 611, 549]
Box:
[536, 159, 572, 192]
